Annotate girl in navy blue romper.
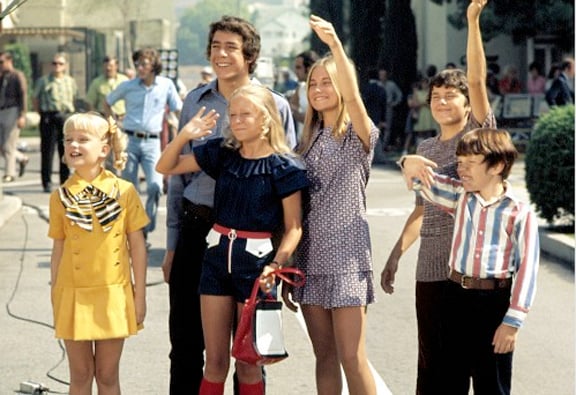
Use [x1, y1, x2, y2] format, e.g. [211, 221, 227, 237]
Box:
[156, 84, 308, 395]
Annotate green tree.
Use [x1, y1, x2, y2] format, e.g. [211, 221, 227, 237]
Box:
[176, 0, 250, 65]
[430, 0, 574, 50]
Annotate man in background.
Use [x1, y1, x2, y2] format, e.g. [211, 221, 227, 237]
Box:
[289, 50, 319, 140]
[546, 57, 575, 106]
[86, 55, 129, 118]
[33, 52, 77, 192]
[361, 68, 387, 149]
[0, 51, 29, 183]
[378, 67, 403, 151]
[106, 48, 182, 245]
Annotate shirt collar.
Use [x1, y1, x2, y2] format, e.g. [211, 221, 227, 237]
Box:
[473, 180, 520, 207]
[64, 169, 118, 196]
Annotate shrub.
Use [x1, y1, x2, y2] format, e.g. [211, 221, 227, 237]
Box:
[525, 105, 574, 226]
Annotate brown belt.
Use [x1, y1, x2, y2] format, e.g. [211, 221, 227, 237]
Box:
[449, 270, 512, 290]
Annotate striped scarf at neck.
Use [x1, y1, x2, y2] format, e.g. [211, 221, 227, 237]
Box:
[59, 183, 121, 232]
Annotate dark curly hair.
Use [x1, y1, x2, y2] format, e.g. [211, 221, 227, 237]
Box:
[206, 16, 261, 74]
[427, 68, 469, 105]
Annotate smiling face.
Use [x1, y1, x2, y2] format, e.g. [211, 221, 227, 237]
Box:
[456, 154, 503, 194]
[64, 129, 109, 171]
[228, 95, 264, 145]
[307, 65, 338, 113]
[429, 85, 469, 128]
[209, 30, 249, 83]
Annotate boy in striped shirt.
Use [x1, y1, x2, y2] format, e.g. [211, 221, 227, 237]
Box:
[404, 127, 540, 394]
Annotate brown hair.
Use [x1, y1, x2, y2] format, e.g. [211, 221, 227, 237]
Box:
[206, 16, 261, 74]
[132, 48, 162, 75]
[427, 68, 469, 105]
[456, 128, 518, 179]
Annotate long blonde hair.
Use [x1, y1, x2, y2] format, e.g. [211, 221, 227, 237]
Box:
[223, 85, 293, 155]
[297, 54, 351, 155]
[63, 112, 128, 171]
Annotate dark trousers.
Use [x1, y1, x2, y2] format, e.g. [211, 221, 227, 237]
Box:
[442, 280, 513, 395]
[415, 280, 448, 395]
[39, 111, 69, 188]
[168, 203, 213, 395]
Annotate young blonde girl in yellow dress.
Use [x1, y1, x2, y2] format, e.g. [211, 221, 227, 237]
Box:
[48, 112, 149, 394]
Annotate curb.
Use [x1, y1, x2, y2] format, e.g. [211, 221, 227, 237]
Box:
[539, 229, 574, 269]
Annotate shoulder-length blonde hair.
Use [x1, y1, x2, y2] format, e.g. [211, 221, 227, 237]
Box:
[223, 85, 293, 155]
[297, 54, 351, 155]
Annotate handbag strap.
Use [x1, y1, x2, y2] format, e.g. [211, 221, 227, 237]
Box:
[246, 267, 306, 304]
[273, 267, 306, 288]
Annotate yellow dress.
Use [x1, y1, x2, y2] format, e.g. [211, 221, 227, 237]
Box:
[48, 170, 149, 340]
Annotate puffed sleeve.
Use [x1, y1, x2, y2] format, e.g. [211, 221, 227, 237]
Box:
[48, 190, 66, 239]
[123, 183, 150, 233]
[271, 155, 309, 198]
[193, 138, 227, 179]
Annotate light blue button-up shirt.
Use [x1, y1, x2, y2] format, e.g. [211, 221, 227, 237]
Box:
[107, 75, 182, 133]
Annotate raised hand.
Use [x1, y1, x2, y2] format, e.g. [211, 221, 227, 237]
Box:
[468, 0, 488, 20]
[180, 106, 219, 141]
[309, 14, 340, 48]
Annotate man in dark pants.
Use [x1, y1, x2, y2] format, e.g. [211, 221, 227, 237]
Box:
[163, 16, 296, 394]
[32, 52, 77, 192]
[545, 57, 574, 107]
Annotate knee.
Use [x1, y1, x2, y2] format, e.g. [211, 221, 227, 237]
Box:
[235, 361, 262, 383]
[147, 182, 161, 199]
[70, 364, 94, 386]
[204, 356, 230, 382]
[94, 365, 119, 388]
[339, 351, 366, 374]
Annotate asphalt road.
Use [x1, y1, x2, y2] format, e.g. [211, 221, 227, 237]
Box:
[0, 145, 573, 394]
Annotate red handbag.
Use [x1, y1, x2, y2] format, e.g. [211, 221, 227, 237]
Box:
[232, 267, 305, 366]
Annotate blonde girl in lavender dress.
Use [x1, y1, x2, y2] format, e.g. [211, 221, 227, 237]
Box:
[283, 15, 379, 395]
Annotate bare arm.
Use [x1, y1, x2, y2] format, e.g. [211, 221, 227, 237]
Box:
[155, 107, 218, 175]
[128, 229, 147, 325]
[466, 0, 491, 122]
[309, 15, 373, 151]
[266, 191, 303, 312]
[380, 205, 423, 294]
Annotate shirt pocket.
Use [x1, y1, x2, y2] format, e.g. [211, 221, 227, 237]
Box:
[245, 238, 274, 258]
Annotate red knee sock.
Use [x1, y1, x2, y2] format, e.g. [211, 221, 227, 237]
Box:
[239, 381, 264, 395]
[199, 378, 224, 395]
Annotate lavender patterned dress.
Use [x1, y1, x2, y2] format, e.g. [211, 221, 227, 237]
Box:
[293, 123, 379, 308]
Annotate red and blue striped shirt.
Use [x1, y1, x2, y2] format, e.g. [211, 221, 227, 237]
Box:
[415, 175, 540, 328]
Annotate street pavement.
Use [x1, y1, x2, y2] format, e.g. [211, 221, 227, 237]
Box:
[0, 139, 573, 394]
